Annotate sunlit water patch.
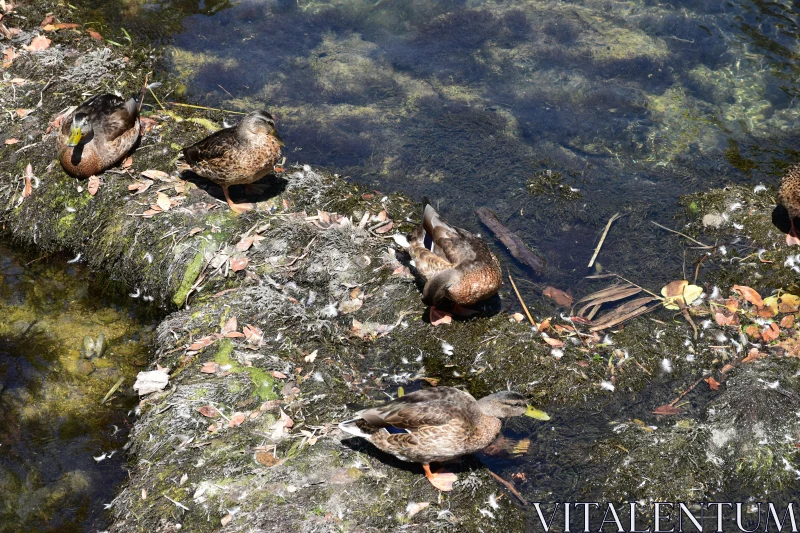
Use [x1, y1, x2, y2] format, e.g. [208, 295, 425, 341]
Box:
[0, 245, 157, 532]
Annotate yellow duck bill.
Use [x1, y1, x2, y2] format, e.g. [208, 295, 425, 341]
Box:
[524, 404, 551, 420]
[67, 126, 83, 147]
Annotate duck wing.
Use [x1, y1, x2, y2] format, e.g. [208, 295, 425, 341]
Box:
[422, 202, 478, 264]
[182, 127, 239, 164]
[358, 388, 476, 431]
[80, 94, 139, 142]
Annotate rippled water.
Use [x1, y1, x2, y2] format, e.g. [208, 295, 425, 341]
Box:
[0, 246, 156, 532]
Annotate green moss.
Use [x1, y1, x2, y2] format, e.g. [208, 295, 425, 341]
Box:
[214, 339, 278, 401]
[172, 248, 205, 307]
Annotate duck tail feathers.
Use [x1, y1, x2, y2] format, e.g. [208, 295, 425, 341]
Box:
[338, 418, 373, 438]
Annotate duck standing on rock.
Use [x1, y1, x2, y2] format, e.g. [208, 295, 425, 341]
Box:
[777, 165, 800, 246]
[407, 199, 502, 322]
[57, 94, 141, 178]
[178, 110, 284, 214]
[339, 387, 542, 491]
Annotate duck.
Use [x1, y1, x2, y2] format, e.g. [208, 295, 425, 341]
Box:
[777, 165, 800, 246]
[339, 387, 542, 491]
[177, 110, 284, 214]
[57, 94, 141, 178]
[407, 199, 502, 321]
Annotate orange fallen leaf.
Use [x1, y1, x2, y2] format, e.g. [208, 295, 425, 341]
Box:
[22, 163, 33, 198]
[732, 285, 764, 308]
[744, 324, 760, 339]
[40, 14, 54, 27]
[121, 155, 133, 169]
[255, 450, 280, 467]
[781, 315, 795, 329]
[542, 336, 564, 348]
[87, 29, 102, 40]
[198, 405, 219, 418]
[714, 311, 737, 327]
[271, 371, 288, 379]
[24, 35, 51, 51]
[761, 322, 780, 342]
[225, 331, 246, 338]
[243, 324, 263, 344]
[705, 376, 720, 391]
[221, 317, 238, 335]
[374, 221, 394, 234]
[3, 47, 16, 68]
[87, 175, 101, 196]
[200, 361, 220, 373]
[543, 287, 573, 307]
[742, 348, 765, 364]
[4, 138, 19, 145]
[228, 412, 246, 428]
[653, 404, 681, 415]
[16, 108, 32, 118]
[230, 256, 248, 272]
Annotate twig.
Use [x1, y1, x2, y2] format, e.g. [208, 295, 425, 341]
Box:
[167, 102, 247, 115]
[588, 212, 621, 268]
[487, 470, 527, 505]
[148, 86, 166, 112]
[508, 272, 537, 329]
[163, 495, 190, 511]
[668, 377, 704, 407]
[651, 221, 712, 248]
[635, 360, 652, 376]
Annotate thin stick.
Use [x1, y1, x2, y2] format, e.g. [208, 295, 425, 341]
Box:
[487, 470, 527, 505]
[167, 102, 247, 115]
[588, 212, 621, 268]
[508, 272, 537, 330]
[138, 72, 149, 112]
[651, 221, 712, 248]
[668, 377, 704, 407]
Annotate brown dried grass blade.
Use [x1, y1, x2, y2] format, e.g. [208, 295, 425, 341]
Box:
[575, 284, 642, 317]
[589, 296, 658, 331]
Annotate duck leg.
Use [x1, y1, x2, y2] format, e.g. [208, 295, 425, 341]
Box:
[422, 463, 457, 491]
[787, 219, 800, 246]
[222, 185, 253, 214]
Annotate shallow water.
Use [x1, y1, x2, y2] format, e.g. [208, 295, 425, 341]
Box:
[0, 245, 156, 532]
[72, 0, 800, 525]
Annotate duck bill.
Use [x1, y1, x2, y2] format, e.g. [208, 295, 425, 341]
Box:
[524, 405, 551, 421]
[270, 130, 285, 147]
[67, 126, 83, 147]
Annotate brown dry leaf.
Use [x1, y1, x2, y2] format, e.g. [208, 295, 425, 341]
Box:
[781, 315, 795, 329]
[742, 348, 765, 364]
[653, 404, 682, 415]
[141, 209, 160, 217]
[756, 307, 775, 319]
[200, 361, 220, 373]
[40, 14, 54, 26]
[714, 311, 737, 327]
[732, 285, 764, 308]
[87, 28, 102, 40]
[230, 256, 248, 272]
[128, 179, 153, 194]
[190, 336, 216, 351]
[744, 324, 760, 339]
[662, 280, 688, 298]
[271, 371, 288, 379]
[221, 514, 232, 526]
[198, 405, 219, 418]
[44, 22, 80, 31]
[589, 296, 658, 332]
[228, 412, 246, 428]
[243, 324, 263, 345]
[430, 313, 452, 326]
[24, 35, 51, 51]
[22, 163, 33, 198]
[221, 317, 238, 335]
[140, 169, 170, 181]
[705, 376, 720, 391]
[16, 108, 32, 118]
[236, 235, 254, 251]
[761, 323, 780, 342]
[542, 336, 564, 348]
[121, 155, 133, 169]
[374, 221, 394, 234]
[87, 175, 101, 196]
[4, 138, 19, 145]
[511, 312, 524, 323]
[725, 298, 739, 312]
[155, 192, 171, 211]
[2, 47, 16, 68]
[543, 286, 573, 307]
[255, 450, 281, 467]
[721, 363, 736, 375]
[280, 409, 294, 429]
[225, 331, 246, 338]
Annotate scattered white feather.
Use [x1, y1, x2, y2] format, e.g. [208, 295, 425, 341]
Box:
[66, 206, 76, 213]
[661, 359, 673, 373]
[602, 335, 614, 345]
[313, 372, 324, 382]
[93, 453, 108, 462]
[129, 288, 141, 298]
[718, 245, 727, 256]
[728, 202, 743, 212]
[392, 234, 410, 248]
[67, 253, 82, 264]
[320, 303, 338, 317]
[303, 164, 311, 172]
[479, 508, 495, 519]
[715, 332, 727, 343]
[701, 320, 712, 330]
[488, 494, 500, 509]
[686, 353, 696, 363]
[733, 223, 744, 230]
[709, 286, 721, 300]
[441, 341, 454, 355]
[754, 184, 767, 194]
[143, 252, 153, 264]
[551, 348, 563, 359]
[600, 381, 615, 391]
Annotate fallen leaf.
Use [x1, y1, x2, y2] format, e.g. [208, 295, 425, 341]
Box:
[542, 335, 564, 348]
[374, 221, 394, 234]
[200, 361, 220, 374]
[406, 502, 430, 518]
[221, 514, 232, 526]
[725, 298, 739, 312]
[778, 294, 800, 313]
[543, 286, 574, 307]
[2, 47, 16, 68]
[121, 155, 133, 169]
[198, 405, 219, 418]
[652, 404, 681, 415]
[705, 376, 720, 391]
[230, 256, 248, 272]
[661, 280, 702, 310]
[721, 363, 736, 375]
[221, 316, 238, 335]
[538, 317, 552, 331]
[280, 409, 294, 428]
[255, 450, 280, 467]
[511, 312, 524, 322]
[4, 138, 19, 145]
[227, 412, 246, 427]
[761, 322, 780, 342]
[16, 108, 32, 118]
[781, 315, 795, 329]
[22, 163, 33, 198]
[128, 178, 153, 194]
[24, 35, 51, 51]
[271, 371, 288, 379]
[140, 169, 170, 181]
[40, 14, 54, 27]
[87, 28, 102, 40]
[304, 349, 318, 363]
[243, 324, 263, 345]
[190, 336, 216, 351]
[714, 311, 737, 327]
[87, 175, 101, 196]
[745, 324, 760, 339]
[236, 235, 254, 251]
[732, 285, 764, 308]
[44, 22, 80, 31]
[155, 191, 171, 211]
[742, 348, 765, 364]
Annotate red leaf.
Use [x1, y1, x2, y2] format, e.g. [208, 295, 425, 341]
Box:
[761, 322, 780, 342]
[704, 377, 720, 391]
[87, 29, 102, 40]
[653, 404, 682, 415]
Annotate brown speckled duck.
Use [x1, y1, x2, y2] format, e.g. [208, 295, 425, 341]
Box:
[339, 387, 539, 491]
[57, 94, 140, 178]
[177, 110, 284, 214]
[778, 165, 800, 246]
[408, 199, 502, 321]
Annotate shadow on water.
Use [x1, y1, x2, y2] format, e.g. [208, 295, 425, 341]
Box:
[0, 245, 159, 532]
[71, 0, 800, 524]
